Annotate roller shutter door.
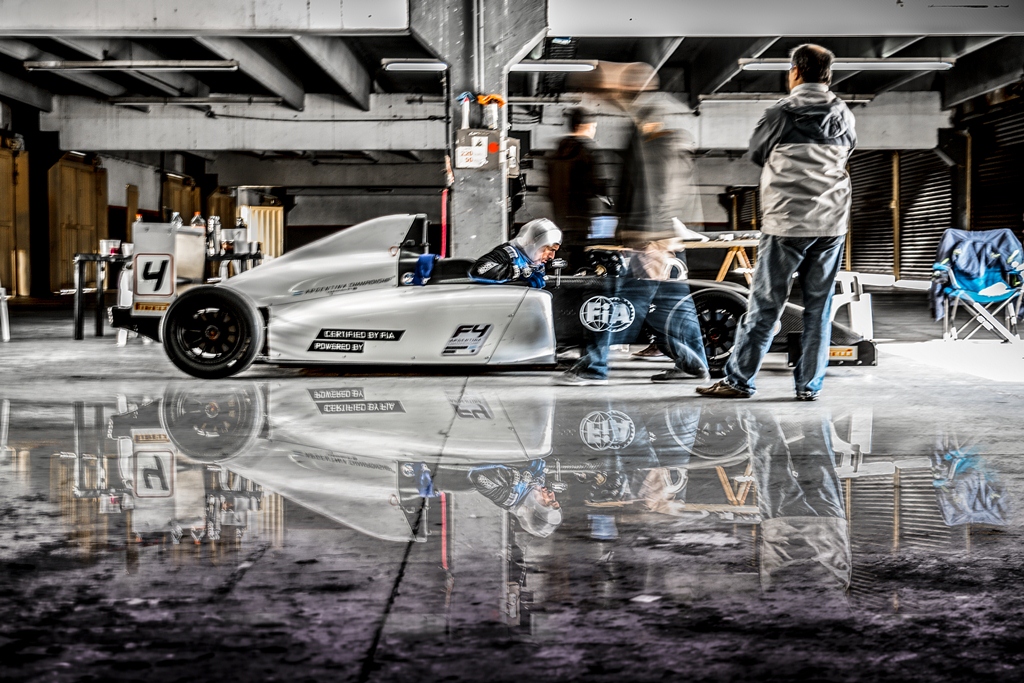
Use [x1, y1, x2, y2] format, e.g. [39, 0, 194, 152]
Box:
[848, 151, 894, 276]
[0, 149, 14, 293]
[898, 151, 953, 280]
[971, 105, 1024, 234]
[736, 187, 761, 230]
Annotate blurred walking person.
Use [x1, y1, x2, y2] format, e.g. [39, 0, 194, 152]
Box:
[558, 105, 708, 386]
[618, 104, 705, 362]
[547, 108, 608, 271]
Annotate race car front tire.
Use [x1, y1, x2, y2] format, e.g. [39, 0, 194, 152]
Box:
[162, 286, 264, 379]
[161, 382, 264, 461]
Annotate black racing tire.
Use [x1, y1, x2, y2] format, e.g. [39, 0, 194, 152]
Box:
[162, 286, 264, 379]
[691, 404, 749, 461]
[161, 382, 264, 462]
[692, 290, 747, 378]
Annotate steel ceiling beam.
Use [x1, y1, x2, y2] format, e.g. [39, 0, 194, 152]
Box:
[195, 37, 305, 110]
[550, 0, 1024, 36]
[637, 36, 684, 91]
[39, 93, 445, 150]
[875, 35, 1008, 97]
[24, 60, 239, 71]
[0, 70, 52, 110]
[0, 39, 127, 98]
[942, 36, 1023, 108]
[830, 35, 926, 88]
[53, 38, 210, 97]
[110, 95, 284, 105]
[0, 0, 409, 35]
[710, 38, 780, 91]
[293, 35, 370, 110]
[688, 36, 779, 107]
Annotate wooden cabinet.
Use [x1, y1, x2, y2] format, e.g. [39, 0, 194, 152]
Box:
[162, 174, 201, 219]
[48, 155, 108, 292]
[206, 187, 236, 227]
[0, 147, 30, 296]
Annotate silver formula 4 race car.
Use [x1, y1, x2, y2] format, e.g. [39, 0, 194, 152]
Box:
[110, 214, 879, 379]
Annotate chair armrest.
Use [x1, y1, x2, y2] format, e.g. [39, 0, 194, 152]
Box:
[932, 263, 960, 289]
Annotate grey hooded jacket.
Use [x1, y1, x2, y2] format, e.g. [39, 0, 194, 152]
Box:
[749, 83, 857, 237]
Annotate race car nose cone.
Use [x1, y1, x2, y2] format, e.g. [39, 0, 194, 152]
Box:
[205, 325, 221, 341]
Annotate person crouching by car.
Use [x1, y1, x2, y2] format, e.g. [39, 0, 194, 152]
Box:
[469, 218, 562, 288]
[411, 459, 562, 538]
[468, 460, 563, 538]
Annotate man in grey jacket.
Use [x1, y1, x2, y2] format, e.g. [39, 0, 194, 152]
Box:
[698, 44, 856, 401]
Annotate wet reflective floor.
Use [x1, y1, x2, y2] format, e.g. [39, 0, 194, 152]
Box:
[3, 367, 1024, 682]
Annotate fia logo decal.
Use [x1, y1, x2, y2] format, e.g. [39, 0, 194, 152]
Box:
[579, 410, 636, 451]
[579, 296, 636, 333]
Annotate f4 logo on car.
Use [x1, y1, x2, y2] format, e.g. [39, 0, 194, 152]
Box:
[443, 324, 493, 356]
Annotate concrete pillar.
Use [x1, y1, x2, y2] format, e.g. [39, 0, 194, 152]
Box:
[411, 0, 547, 257]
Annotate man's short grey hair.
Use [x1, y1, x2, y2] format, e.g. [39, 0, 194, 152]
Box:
[790, 44, 835, 85]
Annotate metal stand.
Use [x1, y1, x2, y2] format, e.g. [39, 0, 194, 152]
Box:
[0, 282, 9, 343]
[73, 253, 128, 340]
[943, 292, 1022, 343]
[208, 252, 264, 280]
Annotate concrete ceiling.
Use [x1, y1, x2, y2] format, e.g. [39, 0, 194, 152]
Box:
[1, 0, 1021, 161]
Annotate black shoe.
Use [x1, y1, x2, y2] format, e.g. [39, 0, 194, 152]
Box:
[795, 390, 819, 401]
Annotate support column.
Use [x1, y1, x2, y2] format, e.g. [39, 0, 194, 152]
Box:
[411, 0, 547, 258]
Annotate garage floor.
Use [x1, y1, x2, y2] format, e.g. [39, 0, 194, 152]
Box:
[2, 292, 1024, 682]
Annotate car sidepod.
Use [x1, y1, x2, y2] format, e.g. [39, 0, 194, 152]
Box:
[265, 284, 556, 366]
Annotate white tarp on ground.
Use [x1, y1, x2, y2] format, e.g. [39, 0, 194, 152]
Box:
[882, 341, 1024, 383]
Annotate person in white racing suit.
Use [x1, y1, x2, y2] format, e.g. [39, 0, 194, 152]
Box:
[469, 218, 562, 288]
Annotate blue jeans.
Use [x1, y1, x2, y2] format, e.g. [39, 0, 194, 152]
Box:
[725, 234, 846, 395]
[744, 407, 844, 519]
[573, 277, 708, 380]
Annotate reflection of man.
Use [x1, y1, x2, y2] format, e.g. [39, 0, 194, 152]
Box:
[548, 108, 607, 272]
[468, 460, 562, 538]
[744, 408, 851, 597]
[699, 44, 856, 401]
[414, 460, 562, 538]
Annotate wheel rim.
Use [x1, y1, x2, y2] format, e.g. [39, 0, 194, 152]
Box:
[697, 302, 739, 361]
[162, 386, 260, 461]
[173, 306, 246, 366]
[692, 406, 747, 460]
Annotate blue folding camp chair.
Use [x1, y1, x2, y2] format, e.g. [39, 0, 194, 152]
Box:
[931, 228, 1024, 343]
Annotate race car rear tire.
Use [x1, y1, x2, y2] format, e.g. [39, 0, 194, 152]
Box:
[162, 286, 264, 379]
[693, 290, 746, 378]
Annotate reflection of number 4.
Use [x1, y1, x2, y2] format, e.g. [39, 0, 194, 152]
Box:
[143, 259, 168, 291]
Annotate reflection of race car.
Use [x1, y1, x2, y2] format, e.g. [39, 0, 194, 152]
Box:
[108, 380, 761, 541]
[107, 379, 896, 542]
[110, 214, 875, 379]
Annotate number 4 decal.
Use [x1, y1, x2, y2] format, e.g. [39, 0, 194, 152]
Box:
[134, 254, 175, 297]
